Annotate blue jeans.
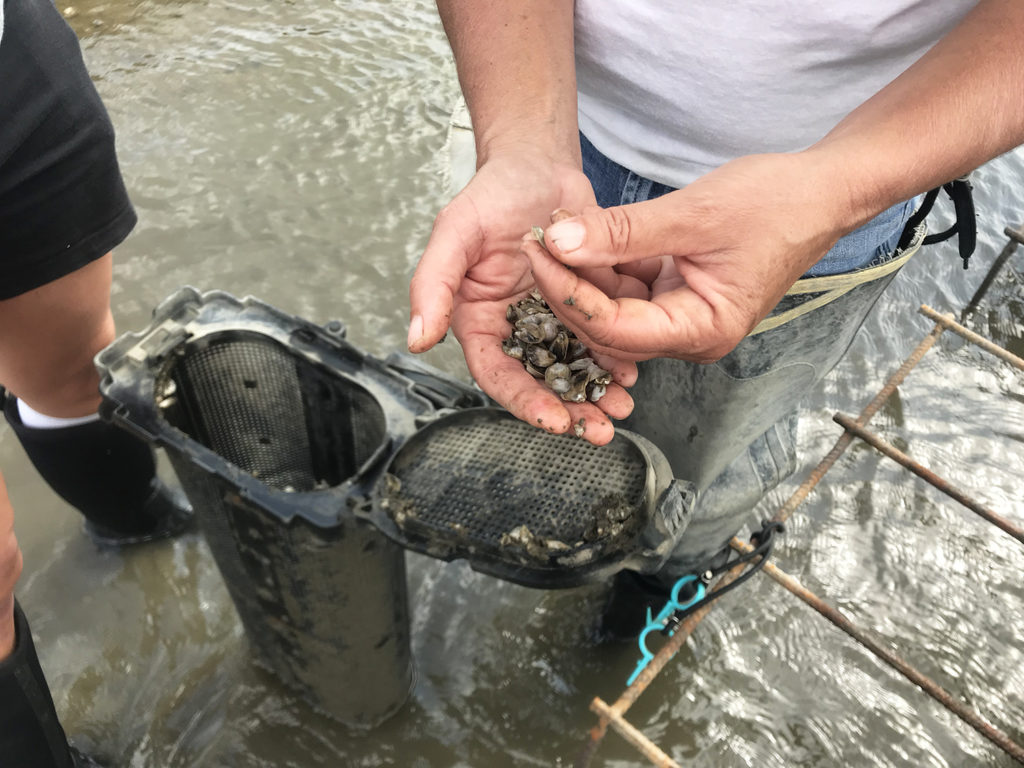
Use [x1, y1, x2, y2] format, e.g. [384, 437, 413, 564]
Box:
[579, 132, 917, 578]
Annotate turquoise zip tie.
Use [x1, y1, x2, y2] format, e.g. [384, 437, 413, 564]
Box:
[626, 574, 706, 686]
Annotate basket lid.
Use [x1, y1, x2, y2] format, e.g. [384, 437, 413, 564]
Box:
[373, 407, 693, 588]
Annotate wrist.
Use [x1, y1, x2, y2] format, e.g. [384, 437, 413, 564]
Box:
[796, 143, 897, 243]
[476, 132, 582, 171]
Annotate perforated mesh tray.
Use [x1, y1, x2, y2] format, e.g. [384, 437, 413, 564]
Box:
[374, 408, 690, 587]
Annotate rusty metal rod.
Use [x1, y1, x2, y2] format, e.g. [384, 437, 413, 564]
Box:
[577, 305, 1020, 765]
[834, 413, 1024, 545]
[773, 321, 948, 524]
[920, 304, 1024, 370]
[730, 539, 1024, 765]
[589, 698, 682, 768]
[578, 320, 951, 767]
[574, 566, 747, 768]
[962, 225, 1023, 318]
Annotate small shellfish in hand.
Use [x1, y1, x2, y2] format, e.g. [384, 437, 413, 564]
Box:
[544, 362, 572, 394]
[503, 289, 611, 403]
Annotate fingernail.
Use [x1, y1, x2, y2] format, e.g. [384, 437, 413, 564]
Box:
[547, 221, 584, 253]
[407, 314, 423, 350]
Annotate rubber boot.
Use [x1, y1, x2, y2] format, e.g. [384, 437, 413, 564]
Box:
[595, 547, 733, 643]
[0, 601, 99, 768]
[2, 390, 193, 545]
[595, 570, 685, 643]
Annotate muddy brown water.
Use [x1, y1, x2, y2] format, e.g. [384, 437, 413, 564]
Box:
[2, 1, 1022, 765]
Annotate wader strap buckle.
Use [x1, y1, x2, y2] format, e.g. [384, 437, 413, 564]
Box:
[897, 177, 977, 269]
[624, 520, 785, 684]
[626, 574, 707, 685]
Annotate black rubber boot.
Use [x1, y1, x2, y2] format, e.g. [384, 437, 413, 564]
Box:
[594, 570, 685, 643]
[0, 601, 80, 768]
[595, 546, 732, 643]
[2, 390, 193, 545]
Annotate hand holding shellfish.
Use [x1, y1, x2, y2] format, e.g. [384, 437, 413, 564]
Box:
[408, 153, 636, 444]
[520, 154, 846, 363]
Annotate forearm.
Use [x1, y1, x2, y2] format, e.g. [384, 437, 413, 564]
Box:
[436, 0, 579, 165]
[809, 0, 1024, 231]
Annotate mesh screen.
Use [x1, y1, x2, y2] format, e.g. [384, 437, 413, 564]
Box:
[156, 332, 409, 722]
[387, 415, 649, 558]
[168, 334, 386, 492]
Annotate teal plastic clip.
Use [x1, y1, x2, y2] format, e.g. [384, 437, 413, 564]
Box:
[625, 574, 706, 686]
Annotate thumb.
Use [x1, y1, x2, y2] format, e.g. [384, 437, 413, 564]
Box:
[543, 193, 699, 268]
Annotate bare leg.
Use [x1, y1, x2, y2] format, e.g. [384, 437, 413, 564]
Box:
[0, 469, 74, 767]
[0, 253, 114, 418]
[0, 253, 192, 543]
[0, 257, 101, 657]
[0, 471, 21, 659]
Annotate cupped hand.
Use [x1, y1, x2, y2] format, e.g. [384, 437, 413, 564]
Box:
[408, 148, 637, 444]
[522, 151, 855, 363]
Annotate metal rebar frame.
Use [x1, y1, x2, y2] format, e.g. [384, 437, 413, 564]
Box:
[577, 225, 1024, 767]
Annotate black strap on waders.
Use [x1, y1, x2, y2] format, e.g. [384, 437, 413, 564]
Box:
[624, 519, 785, 685]
[897, 177, 977, 269]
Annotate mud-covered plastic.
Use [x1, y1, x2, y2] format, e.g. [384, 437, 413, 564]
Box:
[96, 287, 435, 727]
[95, 287, 693, 720]
[98, 286, 693, 585]
[375, 407, 692, 587]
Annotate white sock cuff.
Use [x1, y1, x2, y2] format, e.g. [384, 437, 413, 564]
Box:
[16, 398, 101, 429]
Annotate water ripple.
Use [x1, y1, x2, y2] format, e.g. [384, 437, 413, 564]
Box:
[5, 1, 1022, 766]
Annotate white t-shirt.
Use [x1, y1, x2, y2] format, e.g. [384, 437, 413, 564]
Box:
[575, 1, 978, 188]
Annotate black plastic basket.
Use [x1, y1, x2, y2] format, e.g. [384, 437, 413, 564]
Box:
[96, 287, 693, 724]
